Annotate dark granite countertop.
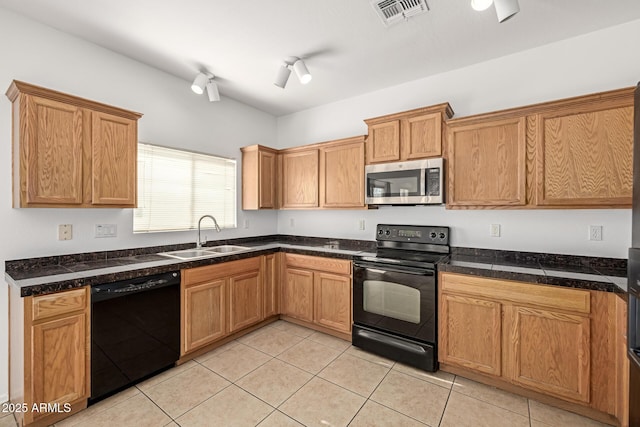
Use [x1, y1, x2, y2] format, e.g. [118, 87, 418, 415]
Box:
[5, 236, 628, 297]
[5, 235, 375, 297]
[439, 247, 627, 295]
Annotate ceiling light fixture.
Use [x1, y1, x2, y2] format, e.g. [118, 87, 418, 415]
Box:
[494, 0, 519, 22]
[206, 80, 220, 102]
[471, 0, 493, 11]
[274, 57, 312, 89]
[471, 0, 519, 22]
[191, 72, 220, 102]
[191, 72, 209, 95]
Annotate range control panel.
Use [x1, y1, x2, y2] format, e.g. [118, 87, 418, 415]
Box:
[376, 224, 449, 245]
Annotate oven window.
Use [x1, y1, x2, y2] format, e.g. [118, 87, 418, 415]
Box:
[363, 280, 420, 324]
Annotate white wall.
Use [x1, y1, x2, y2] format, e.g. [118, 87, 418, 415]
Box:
[0, 8, 278, 402]
[276, 19, 640, 259]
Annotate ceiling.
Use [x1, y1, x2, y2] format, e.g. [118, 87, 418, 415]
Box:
[1, 0, 640, 116]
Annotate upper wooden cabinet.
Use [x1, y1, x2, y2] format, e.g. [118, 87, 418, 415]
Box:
[364, 103, 453, 164]
[447, 116, 526, 207]
[241, 145, 278, 210]
[243, 135, 366, 210]
[534, 94, 634, 207]
[319, 136, 365, 208]
[281, 148, 319, 208]
[6, 80, 142, 208]
[445, 87, 634, 209]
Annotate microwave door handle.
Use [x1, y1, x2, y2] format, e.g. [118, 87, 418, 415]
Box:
[421, 169, 426, 196]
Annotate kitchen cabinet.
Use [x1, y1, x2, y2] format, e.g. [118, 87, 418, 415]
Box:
[364, 103, 453, 164]
[439, 272, 626, 422]
[241, 145, 278, 209]
[319, 136, 365, 208]
[280, 148, 319, 208]
[446, 116, 526, 207]
[5, 80, 141, 208]
[263, 253, 280, 318]
[9, 286, 90, 426]
[181, 256, 263, 355]
[282, 254, 352, 335]
[445, 87, 634, 209]
[534, 93, 633, 206]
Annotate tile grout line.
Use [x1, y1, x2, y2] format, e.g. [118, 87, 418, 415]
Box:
[436, 373, 456, 427]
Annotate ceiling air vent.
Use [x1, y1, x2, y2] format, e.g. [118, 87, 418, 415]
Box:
[371, 0, 429, 27]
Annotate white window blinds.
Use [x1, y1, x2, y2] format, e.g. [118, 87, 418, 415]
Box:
[134, 143, 237, 233]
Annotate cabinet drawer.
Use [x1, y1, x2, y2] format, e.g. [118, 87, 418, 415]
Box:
[32, 287, 88, 321]
[440, 273, 590, 314]
[183, 256, 262, 286]
[285, 254, 351, 275]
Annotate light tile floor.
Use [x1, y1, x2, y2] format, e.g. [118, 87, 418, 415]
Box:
[2, 320, 614, 427]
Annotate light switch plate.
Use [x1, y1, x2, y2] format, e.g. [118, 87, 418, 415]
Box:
[95, 224, 117, 238]
[490, 224, 501, 237]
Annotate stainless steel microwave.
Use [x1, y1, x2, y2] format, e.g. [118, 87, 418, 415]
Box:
[365, 158, 444, 205]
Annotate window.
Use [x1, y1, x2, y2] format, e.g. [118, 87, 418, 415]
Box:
[134, 143, 237, 233]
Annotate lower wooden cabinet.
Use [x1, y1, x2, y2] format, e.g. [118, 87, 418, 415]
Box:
[282, 267, 314, 322]
[181, 256, 263, 355]
[9, 286, 90, 426]
[282, 254, 352, 334]
[439, 272, 626, 422]
[263, 253, 280, 318]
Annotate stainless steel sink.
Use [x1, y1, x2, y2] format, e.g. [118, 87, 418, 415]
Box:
[205, 245, 249, 253]
[159, 245, 249, 260]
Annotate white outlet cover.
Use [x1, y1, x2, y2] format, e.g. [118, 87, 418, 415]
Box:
[58, 224, 72, 241]
[490, 224, 501, 237]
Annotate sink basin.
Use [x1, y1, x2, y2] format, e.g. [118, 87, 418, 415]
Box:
[205, 245, 249, 253]
[159, 245, 250, 260]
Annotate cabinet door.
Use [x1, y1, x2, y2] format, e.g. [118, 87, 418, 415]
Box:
[23, 95, 84, 205]
[367, 120, 400, 164]
[505, 305, 590, 403]
[320, 139, 365, 208]
[228, 269, 262, 333]
[314, 272, 351, 333]
[402, 112, 442, 159]
[91, 111, 137, 206]
[439, 293, 502, 376]
[183, 279, 226, 354]
[263, 253, 279, 318]
[447, 117, 526, 207]
[535, 105, 633, 206]
[259, 150, 277, 208]
[282, 268, 314, 322]
[281, 149, 319, 208]
[31, 313, 87, 419]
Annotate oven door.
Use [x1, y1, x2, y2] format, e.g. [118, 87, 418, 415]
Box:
[353, 261, 436, 343]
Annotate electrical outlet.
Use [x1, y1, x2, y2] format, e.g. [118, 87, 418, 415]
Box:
[490, 224, 501, 237]
[289, 218, 295, 228]
[58, 224, 72, 241]
[589, 225, 603, 241]
[95, 224, 117, 238]
[359, 219, 365, 231]
[243, 219, 250, 229]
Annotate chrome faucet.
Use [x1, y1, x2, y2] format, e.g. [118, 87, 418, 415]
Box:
[197, 215, 221, 248]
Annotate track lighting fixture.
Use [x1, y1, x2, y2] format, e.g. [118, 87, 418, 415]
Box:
[471, 0, 519, 22]
[191, 72, 220, 102]
[274, 57, 312, 89]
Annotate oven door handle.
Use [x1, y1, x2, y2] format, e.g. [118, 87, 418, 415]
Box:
[355, 262, 435, 276]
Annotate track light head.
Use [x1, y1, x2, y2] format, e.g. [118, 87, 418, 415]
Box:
[274, 64, 292, 89]
[293, 59, 312, 85]
[471, 0, 493, 11]
[494, 0, 519, 22]
[191, 73, 209, 95]
[206, 80, 220, 102]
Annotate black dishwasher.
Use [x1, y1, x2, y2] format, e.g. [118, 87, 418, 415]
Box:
[90, 271, 180, 404]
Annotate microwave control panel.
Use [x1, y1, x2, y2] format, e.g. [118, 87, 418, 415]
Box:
[426, 168, 441, 196]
